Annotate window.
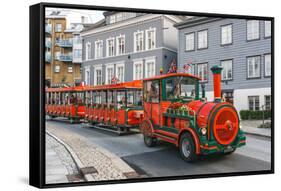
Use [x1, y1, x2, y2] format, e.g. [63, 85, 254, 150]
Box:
[55, 51, 60, 60]
[264, 21, 271, 38]
[94, 67, 102, 85]
[247, 20, 260, 40]
[247, 56, 261, 78]
[68, 65, 73, 73]
[73, 49, 82, 59]
[197, 63, 208, 82]
[265, 95, 271, 110]
[85, 68, 90, 85]
[55, 23, 62, 32]
[55, 65, 60, 73]
[221, 24, 232, 45]
[95, 40, 103, 59]
[264, 54, 271, 77]
[146, 28, 156, 50]
[86, 42, 91, 60]
[248, 96, 260, 111]
[185, 33, 195, 51]
[116, 64, 125, 82]
[106, 38, 115, 57]
[116, 13, 123, 22]
[133, 61, 143, 80]
[109, 15, 116, 24]
[105, 65, 114, 84]
[145, 59, 155, 78]
[221, 60, 233, 80]
[116, 35, 125, 55]
[134, 31, 144, 52]
[198, 30, 208, 49]
[144, 80, 160, 103]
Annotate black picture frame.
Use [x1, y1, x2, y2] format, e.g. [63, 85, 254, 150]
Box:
[30, 2, 274, 189]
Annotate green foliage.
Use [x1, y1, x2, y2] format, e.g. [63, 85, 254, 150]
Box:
[240, 110, 271, 120]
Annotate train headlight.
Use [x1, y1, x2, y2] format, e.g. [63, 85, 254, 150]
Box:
[201, 127, 207, 135]
[239, 124, 242, 129]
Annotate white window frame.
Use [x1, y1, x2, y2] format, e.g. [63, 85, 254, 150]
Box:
[247, 56, 261, 78]
[133, 60, 143, 80]
[85, 42, 91, 60]
[198, 30, 208, 49]
[94, 40, 103, 59]
[221, 59, 233, 80]
[146, 28, 156, 50]
[134, 31, 144, 52]
[264, 95, 271, 110]
[93, 65, 102, 85]
[247, 20, 260, 41]
[55, 23, 62, 32]
[85, 67, 91, 85]
[116, 62, 125, 83]
[264, 21, 271, 38]
[106, 37, 115, 57]
[248, 96, 260, 111]
[116, 35, 125, 56]
[55, 65, 60, 73]
[67, 65, 73, 73]
[197, 63, 208, 82]
[105, 64, 114, 84]
[145, 58, 156, 78]
[221, 24, 232, 45]
[185, 32, 195, 51]
[109, 15, 116, 24]
[264, 54, 271, 77]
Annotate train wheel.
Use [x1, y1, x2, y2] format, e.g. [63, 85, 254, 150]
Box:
[179, 133, 197, 162]
[143, 135, 157, 147]
[223, 148, 236, 155]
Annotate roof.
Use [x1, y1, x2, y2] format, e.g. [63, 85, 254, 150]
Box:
[174, 16, 222, 29]
[81, 19, 106, 32]
[84, 80, 142, 91]
[142, 73, 201, 81]
[46, 86, 86, 92]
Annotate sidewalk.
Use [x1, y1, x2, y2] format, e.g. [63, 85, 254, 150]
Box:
[46, 134, 84, 184]
[46, 124, 139, 181]
[240, 120, 271, 138]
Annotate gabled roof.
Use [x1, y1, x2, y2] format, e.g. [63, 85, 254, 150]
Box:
[174, 16, 222, 29]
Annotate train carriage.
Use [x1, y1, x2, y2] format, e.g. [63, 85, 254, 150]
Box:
[140, 65, 246, 162]
[84, 80, 143, 133]
[45, 86, 86, 123]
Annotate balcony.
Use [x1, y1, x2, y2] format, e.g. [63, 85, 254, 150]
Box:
[45, 24, 52, 35]
[56, 39, 73, 48]
[45, 52, 51, 63]
[56, 54, 73, 62]
[45, 39, 52, 48]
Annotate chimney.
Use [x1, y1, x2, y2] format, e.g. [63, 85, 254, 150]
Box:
[211, 65, 223, 102]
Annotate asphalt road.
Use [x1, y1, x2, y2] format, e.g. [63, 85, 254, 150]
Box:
[46, 119, 271, 177]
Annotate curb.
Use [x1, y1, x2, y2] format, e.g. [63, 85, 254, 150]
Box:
[244, 131, 271, 138]
[46, 130, 139, 180]
[46, 131, 95, 182]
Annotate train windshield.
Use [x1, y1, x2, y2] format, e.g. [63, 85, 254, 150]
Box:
[165, 76, 197, 100]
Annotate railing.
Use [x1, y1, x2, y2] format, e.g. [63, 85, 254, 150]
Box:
[57, 54, 73, 62]
[45, 24, 52, 34]
[45, 52, 51, 62]
[56, 39, 73, 47]
[45, 40, 52, 48]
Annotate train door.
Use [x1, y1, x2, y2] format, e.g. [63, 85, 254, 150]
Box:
[143, 80, 161, 127]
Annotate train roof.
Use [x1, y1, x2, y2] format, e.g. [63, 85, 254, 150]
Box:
[142, 72, 201, 81]
[84, 80, 142, 91]
[46, 86, 86, 92]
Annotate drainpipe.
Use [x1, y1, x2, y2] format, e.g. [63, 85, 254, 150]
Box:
[210, 65, 223, 103]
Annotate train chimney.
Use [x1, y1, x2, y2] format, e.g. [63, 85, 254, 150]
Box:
[211, 65, 223, 102]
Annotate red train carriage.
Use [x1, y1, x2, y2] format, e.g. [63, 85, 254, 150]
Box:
[84, 80, 143, 133]
[140, 65, 246, 162]
[45, 86, 86, 123]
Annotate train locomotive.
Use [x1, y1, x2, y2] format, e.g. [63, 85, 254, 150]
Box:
[139, 65, 246, 162]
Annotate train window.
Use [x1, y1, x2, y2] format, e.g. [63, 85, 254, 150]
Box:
[117, 91, 126, 109]
[127, 90, 143, 106]
[107, 91, 113, 107]
[144, 80, 159, 103]
[85, 91, 91, 105]
[101, 91, 106, 104]
[165, 77, 196, 100]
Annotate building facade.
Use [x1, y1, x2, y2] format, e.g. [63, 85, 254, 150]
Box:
[45, 10, 95, 87]
[81, 12, 185, 85]
[175, 17, 272, 113]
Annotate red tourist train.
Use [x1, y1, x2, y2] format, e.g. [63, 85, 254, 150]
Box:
[45, 65, 246, 161]
[83, 80, 143, 133]
[45, 86, 86, 123]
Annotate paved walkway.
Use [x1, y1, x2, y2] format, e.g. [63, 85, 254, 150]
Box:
[241, 120, 271, 137]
